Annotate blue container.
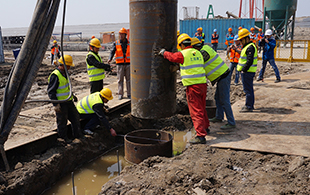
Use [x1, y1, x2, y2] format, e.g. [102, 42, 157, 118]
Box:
[179, 18, 255, 50]
[13, 48, 21, 59]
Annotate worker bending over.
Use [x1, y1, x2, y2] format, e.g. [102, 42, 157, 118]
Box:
[158, 33, 209, 144]
[108, 27, 131, 100]
[237, 28, 258, 112]
[47, 55, 83, 143]
[77, 88, 117, 137]
[86, 38, 111, 94]
[191, 38, 236, 130]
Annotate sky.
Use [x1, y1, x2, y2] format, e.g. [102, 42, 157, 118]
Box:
[0, 0, 309, 29]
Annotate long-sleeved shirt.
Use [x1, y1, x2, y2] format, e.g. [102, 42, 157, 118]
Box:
[108, 38, 130, 65]
[92, 103, 112, 130]
[259, 37, 276, 60]
[86, 52, 111, 70]
[242, 41, 256, 72]
[47, 68, 65, 101]
[163, 46, 194, 64]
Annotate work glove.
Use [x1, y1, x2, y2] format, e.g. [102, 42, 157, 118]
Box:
[158, 48, 166, 56]
[110, 128, 117, 137]
[73, 94, 78, 102]
[54, 104, 61, 113]
[103, 105, 109, 113]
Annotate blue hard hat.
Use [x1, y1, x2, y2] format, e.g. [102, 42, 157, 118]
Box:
[234, 35, 239, 41]
[214, 29, 217, 32]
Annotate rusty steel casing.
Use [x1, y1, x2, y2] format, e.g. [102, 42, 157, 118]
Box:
[124, 129, 173, 164]
[130, 0, 177, 119]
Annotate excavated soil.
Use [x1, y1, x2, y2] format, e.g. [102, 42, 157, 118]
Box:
[0, 48, 309, 195]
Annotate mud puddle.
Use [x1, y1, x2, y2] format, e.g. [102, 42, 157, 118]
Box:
[42, 130, 195, 195]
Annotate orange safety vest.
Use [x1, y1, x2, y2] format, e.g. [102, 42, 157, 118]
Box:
[250, 33, 257, 44]
[225, 34, 234, 46]
[230, 45, 242, 63]
[115, 40, 130, 64]
[211, 34, 218, 44]
[51, 45, 59, 55]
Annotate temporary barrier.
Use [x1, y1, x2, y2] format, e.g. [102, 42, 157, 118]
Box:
[273, 40, 310, 62]
[179, 18, 255, 50]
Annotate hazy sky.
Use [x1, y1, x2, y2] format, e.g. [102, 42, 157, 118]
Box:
[0, 0, 308, 28]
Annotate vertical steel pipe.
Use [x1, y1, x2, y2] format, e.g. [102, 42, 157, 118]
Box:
[130, 0, 177, 119]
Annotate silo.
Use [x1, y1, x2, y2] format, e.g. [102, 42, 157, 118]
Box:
[130, 0, 177, 119]
[264, 0, 297, 39]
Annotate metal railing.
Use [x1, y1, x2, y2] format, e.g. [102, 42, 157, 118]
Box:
[273, 40, 310, 62]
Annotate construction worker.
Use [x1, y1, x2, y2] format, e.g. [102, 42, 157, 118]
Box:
[211, 29, 219, 52]
[86, 38, 111, 94]
[108, 27, 131, 100]
[191, 38, 236, 130]
[238, 26, 243, 30]
[47, 55, 83, 143]
[228, 35, 242, 85]
[76, 88, 117, 136]
[257, 28, 264, 53]
[51, 40, 61, 65]
[194, 27, 205, 45]
[257, 29, 281, 83]
[157, 34, 209, 144]
[237, 28, 258, 112]
[249, 27, 257, 46]
[225, 28, 234, 59]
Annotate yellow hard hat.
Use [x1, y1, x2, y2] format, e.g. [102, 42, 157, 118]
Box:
[238, 28, 250, 40]
[191, 37, 201, 46]
[177, 30, 180, 37]
[177, 33, 191, 46]
[89, 38, 101, 48]
[53, 40, 57, 43]
[100, 88, 113, 100]
[58, 55, 74, 67]
[119, 27, 127, 34]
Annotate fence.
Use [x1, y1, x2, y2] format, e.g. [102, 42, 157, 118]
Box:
[273, 40, 310, 62]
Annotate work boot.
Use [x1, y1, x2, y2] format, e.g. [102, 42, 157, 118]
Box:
[239, 106, 253, 113]
[83, 129, 94, 135]
[257, 77, 263, 82]
[189, 136, 206, 144]
[209, 117, 223, 123]
[274, 78, 281, 83]
[220, 123, 236, 130]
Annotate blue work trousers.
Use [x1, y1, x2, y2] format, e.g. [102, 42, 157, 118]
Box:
[258, 59, 281, 80]
[212, 43, 218, 52]
[214, 73, 236, 125]
[229, 62, 240, 84]
[241, 72, 255, 110]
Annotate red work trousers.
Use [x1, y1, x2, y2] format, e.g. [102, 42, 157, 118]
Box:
[186, 83, 209, 137]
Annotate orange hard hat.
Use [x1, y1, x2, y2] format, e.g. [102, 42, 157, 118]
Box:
[228, 28, 232, 32]
[119, 27, 127, 34]
[197, 27, 203, 31]
[250, 27, 255, 31]
[259, 28, 262, 32]
[91, 35, 95, 39]
[238, 26, 242, 30]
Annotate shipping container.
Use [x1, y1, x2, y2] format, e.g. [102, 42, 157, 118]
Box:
[179, 18, 255, 50]
[100, 31, 116, 44]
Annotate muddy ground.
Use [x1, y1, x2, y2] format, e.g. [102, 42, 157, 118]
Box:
[0, 44, 309, 195]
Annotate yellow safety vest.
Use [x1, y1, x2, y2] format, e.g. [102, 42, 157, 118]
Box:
[76, 92, 103, 114]
[48, 69, 73, 101]
[237, 42, 258, 72]
[201, 45, 229, 82]
[86, 51, 105, 82]
[180, 48, 206, 86]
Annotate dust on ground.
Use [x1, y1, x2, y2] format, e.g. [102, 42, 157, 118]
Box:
[0, 40, 309, 194]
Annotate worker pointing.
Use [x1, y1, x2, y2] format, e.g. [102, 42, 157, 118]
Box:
[86, 38, 111, 94]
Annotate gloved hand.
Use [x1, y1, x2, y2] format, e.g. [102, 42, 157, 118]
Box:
[103, 64, 111, 72]
[110, 128, 117, 137]
[158, 48, 166, 56]
[54, 104, 61, 113]
[73, 94, 78, 102]
[103, 106, 109, 113]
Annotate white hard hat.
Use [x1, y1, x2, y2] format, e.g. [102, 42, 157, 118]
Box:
[265, 29, 273, 36]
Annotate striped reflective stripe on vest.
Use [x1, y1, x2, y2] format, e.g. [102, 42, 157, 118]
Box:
[206, 60, 225, 77]
[181, 73, 206, 79]
[79, 95, 91, 114]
